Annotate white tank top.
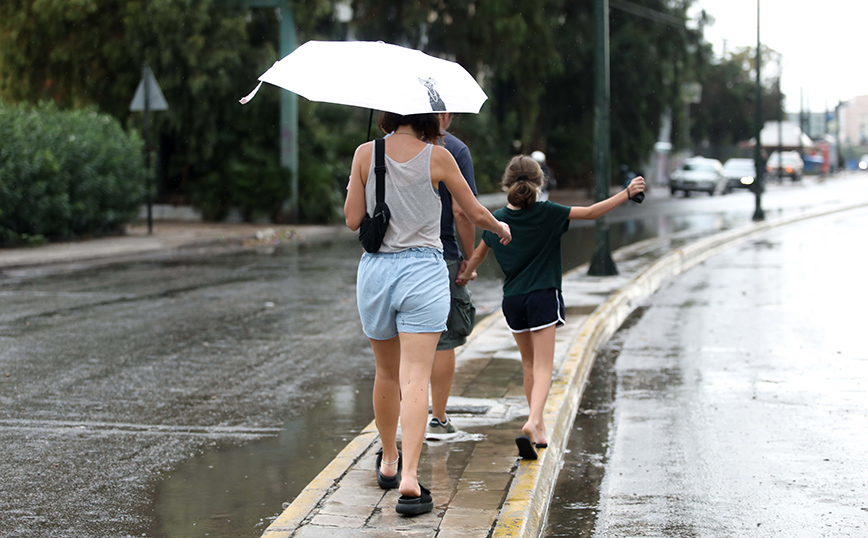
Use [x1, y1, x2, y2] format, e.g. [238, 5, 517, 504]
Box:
[365, 143, 442, 253]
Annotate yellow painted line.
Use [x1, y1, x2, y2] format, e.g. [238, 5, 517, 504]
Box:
[492, 200, 868, 538]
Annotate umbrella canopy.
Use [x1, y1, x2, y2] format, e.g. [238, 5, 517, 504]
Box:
[240, 40, 488, 115]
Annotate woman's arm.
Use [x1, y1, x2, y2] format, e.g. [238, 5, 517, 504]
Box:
[456, 241, 490, 285]
[432, 146, 511, 245]
[344, 142, 373, 230]
[569, 176, 645, 220]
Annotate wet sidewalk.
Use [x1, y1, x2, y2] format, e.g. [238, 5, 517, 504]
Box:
[0, 221, 357, 272]
[0, 193, 518, 272]
[259, 197, 868, 538]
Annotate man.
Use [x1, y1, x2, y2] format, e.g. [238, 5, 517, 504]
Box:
[427, 112, 477, 440]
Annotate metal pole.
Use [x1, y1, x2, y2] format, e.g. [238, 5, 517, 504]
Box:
[279, 6, 299, 222]
[835, 100, 842, 173]
[589, 0, 617, 276]
[776, 79, 783, 182]
[752, 0, 765, 221]
[143, 63, 153, 235]
[799, 87, 805, 155]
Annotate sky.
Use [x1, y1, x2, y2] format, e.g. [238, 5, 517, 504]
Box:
[691, 0, 867, 113]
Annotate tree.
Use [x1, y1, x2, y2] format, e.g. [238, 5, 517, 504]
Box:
[1, 0, 353, 222]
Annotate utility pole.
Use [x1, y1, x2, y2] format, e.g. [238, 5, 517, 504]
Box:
[776, 78, 783, 183]
[589, 0, 617, 276]
[248, 0, 298, 221]
[752, 0, 765, 221]
[799, 87, 804, 155]
[835, 100, 842, 173]
[143, 64, 152, 234]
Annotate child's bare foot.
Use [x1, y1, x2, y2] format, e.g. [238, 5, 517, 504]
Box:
[522, 421, 548, 448]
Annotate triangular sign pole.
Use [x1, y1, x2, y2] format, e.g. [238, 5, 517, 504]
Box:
[130, 64, 169, 235]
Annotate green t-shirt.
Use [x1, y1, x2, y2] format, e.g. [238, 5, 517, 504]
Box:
[482, 201, 571, 297]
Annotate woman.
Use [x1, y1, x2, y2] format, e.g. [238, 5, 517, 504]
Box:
[344, 111, 511, 515]
[458, 155, 644, 460]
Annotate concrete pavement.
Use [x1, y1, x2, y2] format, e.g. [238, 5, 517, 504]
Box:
[0, 221, 357, 272]
[0, 192, 515, 272]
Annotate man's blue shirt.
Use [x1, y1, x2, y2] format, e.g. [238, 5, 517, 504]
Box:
[439, 132, 477, 260]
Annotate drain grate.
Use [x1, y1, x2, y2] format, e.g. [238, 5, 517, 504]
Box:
[440, 405, 491, 415]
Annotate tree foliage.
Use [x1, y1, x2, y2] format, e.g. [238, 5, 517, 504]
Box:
[0, 0, 784, 221]
[689, 44, 784, 157]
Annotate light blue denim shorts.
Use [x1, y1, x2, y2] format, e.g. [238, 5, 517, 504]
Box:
[356, 247, 449, 340]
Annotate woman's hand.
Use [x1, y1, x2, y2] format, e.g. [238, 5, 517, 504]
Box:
[496, 222, 512, 245]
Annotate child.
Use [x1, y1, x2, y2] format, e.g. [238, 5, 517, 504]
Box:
[457, 155, 644, 460]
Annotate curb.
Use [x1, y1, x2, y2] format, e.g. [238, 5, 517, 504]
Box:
[257, 199, 868, 538]
[491, 199, 868, 538]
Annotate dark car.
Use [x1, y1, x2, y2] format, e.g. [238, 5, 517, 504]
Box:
[723, 158, 757, 192]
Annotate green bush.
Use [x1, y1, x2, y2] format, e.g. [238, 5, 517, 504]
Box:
[0, 101, 146, 246]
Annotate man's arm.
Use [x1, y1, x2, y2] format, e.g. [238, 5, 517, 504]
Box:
[453, 203, 476, 283]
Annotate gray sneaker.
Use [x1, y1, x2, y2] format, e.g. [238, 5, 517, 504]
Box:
[426, 416, 458, 440]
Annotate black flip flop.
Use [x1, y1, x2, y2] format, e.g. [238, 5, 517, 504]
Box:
[515, 435, 538, 460]
[396, 483, 434, 516]
[375, 448, 401, 489]
[534, 442, 548, 449]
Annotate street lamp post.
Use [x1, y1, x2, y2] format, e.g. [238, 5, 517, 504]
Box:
[835, 100, 842, 173]
[752, 0, 765, 221]
[588, 0, 618, 276]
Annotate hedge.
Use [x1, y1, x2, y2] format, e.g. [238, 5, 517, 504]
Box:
[0, 101, 146, 246]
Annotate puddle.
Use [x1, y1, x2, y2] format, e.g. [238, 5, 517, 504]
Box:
[150, 382, 374, 538]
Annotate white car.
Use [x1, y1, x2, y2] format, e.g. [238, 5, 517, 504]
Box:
[669, 157, 727, 196]
[723, 158, 757, 192]
[859, 155, 868, 171]
[766, 150, 804, 182]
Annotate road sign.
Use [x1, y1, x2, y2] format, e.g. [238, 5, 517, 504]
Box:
[130, 65, 169, 112]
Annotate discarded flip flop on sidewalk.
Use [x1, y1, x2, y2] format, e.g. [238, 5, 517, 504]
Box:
[515, 435, 538, 460]
[396, 483, 434, 516]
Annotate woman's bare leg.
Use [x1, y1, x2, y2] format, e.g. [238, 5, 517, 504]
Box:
[370, 336, 401, 478]
[396, 331, 440, 497]
[513, 326, 556, 446]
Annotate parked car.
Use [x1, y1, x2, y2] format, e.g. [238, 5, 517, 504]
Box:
[669, 157, 727, 196]
[722, 158, 757, 192]
[766, 150, 804, 182]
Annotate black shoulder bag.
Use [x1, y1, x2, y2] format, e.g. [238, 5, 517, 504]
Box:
[358, 138, 391, 253]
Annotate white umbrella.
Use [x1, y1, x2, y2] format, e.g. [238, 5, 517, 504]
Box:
[240, 40, 487, 115]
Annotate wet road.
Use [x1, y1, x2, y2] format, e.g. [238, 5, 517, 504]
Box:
[545, 203, 868, 537]
[0, 174, 863, 538]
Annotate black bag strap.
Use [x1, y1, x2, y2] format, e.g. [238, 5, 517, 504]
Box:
[374, 138, 386, 205]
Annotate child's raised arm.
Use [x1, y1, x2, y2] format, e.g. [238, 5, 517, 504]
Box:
[569, 176, 645, 220]
[456, 241, 491, 285]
